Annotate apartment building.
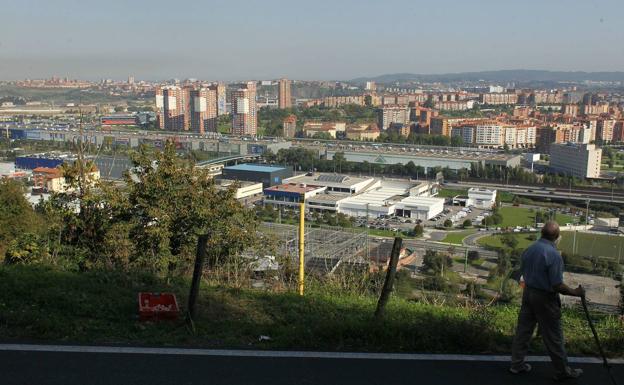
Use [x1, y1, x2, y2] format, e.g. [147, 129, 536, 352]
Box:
[475, 124, 505, 147]
[231, 81, 257, 136]
[282, 115, 297, 138]
[162, 85, 190, 131]
[154, 87, 164, 129]
[209, 83, 227, 116]
[479, 93, 518, 105]
[597, 119, 616, 143]
[562, 104, 579, 117]
[434, 100, 473, 111]
[378, 105, 410, 130]
[302, 122, 346, 138]
[278, 78, 292, 109]
[549, 143, 602, 179]
[582, 103, 609, 115]
[345, 123, 380, 141]
[189, 88, 217, 134]
[322, 96, 365, 107]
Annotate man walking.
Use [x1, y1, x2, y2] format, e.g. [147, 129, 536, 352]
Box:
[510, 221, 585, 381]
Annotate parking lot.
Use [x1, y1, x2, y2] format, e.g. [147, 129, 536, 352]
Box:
[352, 204, 494, 233]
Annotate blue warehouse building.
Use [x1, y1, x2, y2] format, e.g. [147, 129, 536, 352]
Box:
[221, 163, 293, 188]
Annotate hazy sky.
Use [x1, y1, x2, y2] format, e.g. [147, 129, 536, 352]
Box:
[1, 0, 623, 81]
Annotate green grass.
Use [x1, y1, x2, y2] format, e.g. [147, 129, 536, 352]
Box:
[441, 229, 478, 245]
[498, 207, 575, 228]
[0, 265, 622, 356]
[478, 231, 624, 259]
[436, 188, 467, 198]
[497, 191, 516, 203]
[559, 231, 624, 259]
[478, 233, 536, 250]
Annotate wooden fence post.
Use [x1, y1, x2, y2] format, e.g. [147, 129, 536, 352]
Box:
[374, 237, 402, 320]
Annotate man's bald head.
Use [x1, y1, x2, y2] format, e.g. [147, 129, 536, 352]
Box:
[541, 221, 560, 241]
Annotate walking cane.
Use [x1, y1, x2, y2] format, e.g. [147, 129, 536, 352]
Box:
[580, 293, 619, 385]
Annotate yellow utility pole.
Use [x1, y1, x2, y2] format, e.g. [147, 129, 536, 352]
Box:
[298, 194, 305, 296]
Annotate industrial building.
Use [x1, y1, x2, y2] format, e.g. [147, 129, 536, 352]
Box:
[213, 179, 263, 201]
[16, 154, 73, 170]
[466, 188, 497, 209]
[337, 180, 444, 219]
[284, 173, 377, 194]
[263, 183, 327, 207]
[100, 115, 138, 126]
[327, 148, 521, 172]
[395, 196, 445, 220]
[221, 163, 293, 188]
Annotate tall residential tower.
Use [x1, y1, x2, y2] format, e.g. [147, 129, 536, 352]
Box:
[278, 78, 292, 109]
[231, 81, 257, 136]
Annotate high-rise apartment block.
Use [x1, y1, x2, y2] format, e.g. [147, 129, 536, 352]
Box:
[155, 87, 165, 129]
[209, 83, 227, 116]
[597, 119, 615, 143]
[378, 106, 410, 130]
[278, 78, 292, 109]
[162, 86, 190, 131]
[549, 143, 602, 179]
[563, 104, 579, 117]
[231, 81, 257, 136]
[189, 88, 217, 134]
[282, 115, 297, 138]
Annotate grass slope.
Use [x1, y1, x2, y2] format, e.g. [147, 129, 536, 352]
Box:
[0, 265, 622, 356]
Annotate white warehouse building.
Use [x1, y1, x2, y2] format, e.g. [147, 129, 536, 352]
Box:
[338, 184, 444, 219]
[395, 196, 445, 220]
[338, 186, 406, 218]
[466, 188, 497, 209]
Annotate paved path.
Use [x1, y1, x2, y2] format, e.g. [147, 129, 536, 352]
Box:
[0, 344, 621, 385]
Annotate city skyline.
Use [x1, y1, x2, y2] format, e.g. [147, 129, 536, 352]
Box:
[1, 0, 623, 81]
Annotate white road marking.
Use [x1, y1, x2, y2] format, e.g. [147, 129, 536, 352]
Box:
[0, 344, 621, 364]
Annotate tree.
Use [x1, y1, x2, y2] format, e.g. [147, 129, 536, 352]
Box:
[123, 142, 260, 274]
[422, 250, 452, 275]
[467, 250, 480, 262]
[501, 233, 519, 250]
[495, 250, 512, 277]
[4, 233, 49, 265]
[443, 219, 453, 228]
[0, 179, 45, 260]
[462, 219, 472, 228]
[413, 224, 424, 237]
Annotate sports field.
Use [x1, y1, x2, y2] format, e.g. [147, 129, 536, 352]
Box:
[478, 231, 624, 259]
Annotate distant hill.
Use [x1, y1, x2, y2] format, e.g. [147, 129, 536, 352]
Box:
[351, 70, 624, 84]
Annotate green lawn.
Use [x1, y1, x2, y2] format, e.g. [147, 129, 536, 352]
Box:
[478, 231, 624, 259]
[478, 233, 536, 250]
[498, 207, 575, 228]
[436, 188, 467, 198]
[0, 265, 621, 356]
[441, 229, 478, 245]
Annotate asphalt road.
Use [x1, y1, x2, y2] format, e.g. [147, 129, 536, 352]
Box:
[1, 346, 622, 385]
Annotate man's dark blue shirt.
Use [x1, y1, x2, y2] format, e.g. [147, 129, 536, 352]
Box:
[521, 238, 564, 292]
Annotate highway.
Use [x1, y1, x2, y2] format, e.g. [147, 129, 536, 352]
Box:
[0, 344, 621, 385]
[445, 181, 624, 205]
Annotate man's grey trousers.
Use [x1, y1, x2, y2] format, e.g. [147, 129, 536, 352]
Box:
[511, 287, 572, 375]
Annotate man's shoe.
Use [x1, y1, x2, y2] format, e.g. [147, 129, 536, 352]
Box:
[553, 368, 583, 381]
[509, 363, 532, 374]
